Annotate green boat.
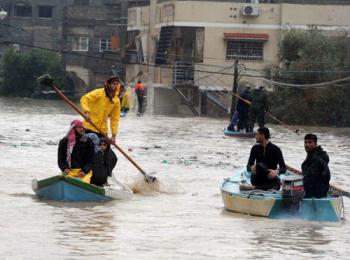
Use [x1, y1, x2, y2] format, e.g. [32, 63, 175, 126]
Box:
[32, 174, 133, 202]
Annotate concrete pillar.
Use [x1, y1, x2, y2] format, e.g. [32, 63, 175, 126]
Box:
[146, 0, 157, 114]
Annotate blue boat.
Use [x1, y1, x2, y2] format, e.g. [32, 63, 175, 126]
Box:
[32, 174, 133, 202]
[221, 169, 344, 222]
[224, 129, 255, 138]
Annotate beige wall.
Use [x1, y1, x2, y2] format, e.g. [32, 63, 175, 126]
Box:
[281, 4, 350, 26]
[127, 1, 350, 89]
[173, 2, 280, 24]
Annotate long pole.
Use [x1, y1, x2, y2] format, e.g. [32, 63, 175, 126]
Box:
[230, 59, 239, 118]
[38, 74, 156, 183]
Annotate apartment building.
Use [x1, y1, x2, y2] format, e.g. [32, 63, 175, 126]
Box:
[125, 0, 350, 115]
[0, 0, 148, 93]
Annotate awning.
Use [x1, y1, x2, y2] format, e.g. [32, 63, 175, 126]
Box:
[223, 33, 269, 41]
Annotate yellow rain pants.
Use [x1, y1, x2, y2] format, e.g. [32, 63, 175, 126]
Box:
[65, 168, 92, 184]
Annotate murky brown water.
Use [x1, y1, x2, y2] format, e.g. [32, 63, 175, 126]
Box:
[1, 97, 350, 259]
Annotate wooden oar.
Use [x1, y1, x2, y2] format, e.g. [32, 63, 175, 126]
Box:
[231, 92, 300, 134]
[286, 164, 350, 198]
[37, 74, 157, 183]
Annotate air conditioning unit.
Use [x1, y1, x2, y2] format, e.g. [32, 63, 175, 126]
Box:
[242, 4, 259, 16]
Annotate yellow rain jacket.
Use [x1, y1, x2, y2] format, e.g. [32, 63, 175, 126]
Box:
[80, 87, 121, 136]
[121, 86, 133, 109]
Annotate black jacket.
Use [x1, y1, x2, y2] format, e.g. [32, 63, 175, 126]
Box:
[250, 89, 268, 111]
[247, 142, 286, 174]
[236, 89, 251, 113]
[91, 147, 118, 186]
[57, 134, 95, 174]
[302, 146, 330, 198]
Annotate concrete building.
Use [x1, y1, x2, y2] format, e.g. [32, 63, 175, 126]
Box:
[0, 0, 65, 61]
[0, 0, 148, 94]
[125, 0, 350, 116]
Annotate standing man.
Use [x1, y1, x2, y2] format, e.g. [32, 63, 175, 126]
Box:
[237, 87, 251, 132]
[58, 119, 95, 183]
[80, 75, 121, 144]
[302, 134, 330, 198]
[134, 80, 146, 115]
[248, 86, 268, 132]
[241, 127, 286, 191]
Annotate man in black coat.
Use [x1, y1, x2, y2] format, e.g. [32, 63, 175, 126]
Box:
[242, 127, 286, 191]
[302, 134, 330, 198]
[91, 137, 118, 186]
[57, 119, 95, 182]
[248, 86, 268, 132]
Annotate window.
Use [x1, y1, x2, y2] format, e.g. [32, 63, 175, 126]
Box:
[14, 4, 32, 17]
[226, 40, 263, 61]
[72, 37, 89, 51]
[99, 39, 112, 52]
[38, 6, 53, 18]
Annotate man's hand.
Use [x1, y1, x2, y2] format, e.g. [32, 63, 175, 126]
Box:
[78, 171, 85, 178]
[251, 165, 256, 175]
[268, 169, 278, 179]
[111, 134, 116, 144]
[64, 169, 70, 175]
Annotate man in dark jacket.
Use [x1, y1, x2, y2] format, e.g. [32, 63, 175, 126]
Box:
[236, 87, 251, 132]
[302, 134, 330, 198]
[248, 86, 268, 132]
[58, 119, 95, 183]
[241, 127, 286, 191]
[134, 80, 146, 115]
[91, 137, 118, 186]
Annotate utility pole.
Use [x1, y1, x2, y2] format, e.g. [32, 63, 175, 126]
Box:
[230, 59, 239, 118]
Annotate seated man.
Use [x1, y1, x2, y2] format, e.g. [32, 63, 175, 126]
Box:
[57, 119, 95, 183]
[242, 127, 286, 191]
[91, 137, 118, 187]
[302, 134, 330, 198]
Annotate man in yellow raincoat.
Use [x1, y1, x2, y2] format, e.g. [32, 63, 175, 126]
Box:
[80, 76, 122, 144]
[120, 85, 133, 116]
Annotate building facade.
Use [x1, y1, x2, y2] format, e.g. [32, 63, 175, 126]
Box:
[125, 0, 350, 115]
[0, 0, 148, 94]
[0, 0, 65, 61]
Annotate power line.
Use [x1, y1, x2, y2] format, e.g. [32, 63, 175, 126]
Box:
[4, 40, 350, 89]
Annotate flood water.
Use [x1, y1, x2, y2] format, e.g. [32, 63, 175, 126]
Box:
[0, 96, 350, 259]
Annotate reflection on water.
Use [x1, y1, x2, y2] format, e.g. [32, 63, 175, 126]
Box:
[1, 97, 350, 259]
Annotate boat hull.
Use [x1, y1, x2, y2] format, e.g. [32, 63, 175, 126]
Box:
[32, 175, 133, 202]
[221, 170, 344, 222]
[224, 129, 255, 138]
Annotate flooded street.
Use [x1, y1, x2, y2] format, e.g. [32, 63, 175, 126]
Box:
[1, 96, 350, 259]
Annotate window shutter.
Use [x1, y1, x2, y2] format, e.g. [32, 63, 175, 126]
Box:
[111, 36, 120, 49]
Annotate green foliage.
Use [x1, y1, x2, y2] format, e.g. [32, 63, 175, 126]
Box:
[269, 29, 350, 126]
[0, 49, 68, 97]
